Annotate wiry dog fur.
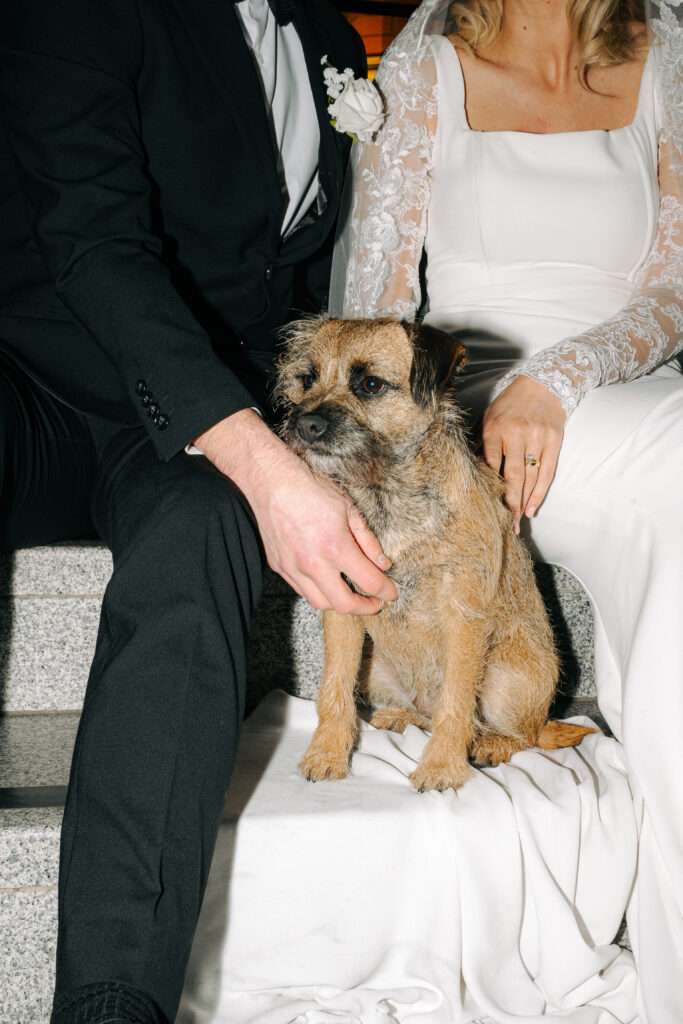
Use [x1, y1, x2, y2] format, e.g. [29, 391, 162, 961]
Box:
[275, 317, 594, 792]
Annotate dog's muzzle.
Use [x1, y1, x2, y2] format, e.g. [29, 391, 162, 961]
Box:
[296, 411, 330, 444]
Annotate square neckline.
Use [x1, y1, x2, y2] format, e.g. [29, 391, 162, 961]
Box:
[438, 34, 653, 138]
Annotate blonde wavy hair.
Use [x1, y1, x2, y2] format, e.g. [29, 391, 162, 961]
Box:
[448, 0, 646, 87]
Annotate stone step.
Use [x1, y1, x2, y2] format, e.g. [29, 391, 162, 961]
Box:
[0, 544, 596, 715]
[0, 712, 72, 1024]
[0, 544, 324, 714]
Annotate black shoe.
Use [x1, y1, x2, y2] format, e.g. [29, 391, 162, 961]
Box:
[51, 983, 164, 1024]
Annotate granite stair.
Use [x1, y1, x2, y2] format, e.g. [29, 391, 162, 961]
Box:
[0, 542, 602, 1023]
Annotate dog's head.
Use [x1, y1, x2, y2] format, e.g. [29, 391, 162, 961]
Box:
[275, 317, 467, 484]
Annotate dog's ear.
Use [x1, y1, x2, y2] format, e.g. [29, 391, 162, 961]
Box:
[405, 323, 468, 408]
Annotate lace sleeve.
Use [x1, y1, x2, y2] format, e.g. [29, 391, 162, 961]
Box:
[492, 135, 683, 415]
[331, 44, 438, 319]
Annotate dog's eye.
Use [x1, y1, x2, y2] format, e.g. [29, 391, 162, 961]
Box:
[301, 371, 317, 391]
[361, 376, 386, 396]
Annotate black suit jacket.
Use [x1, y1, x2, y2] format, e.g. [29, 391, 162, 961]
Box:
[0, 0, 365, 458]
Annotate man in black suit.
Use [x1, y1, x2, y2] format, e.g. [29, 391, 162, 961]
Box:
[0, 2, 397, 1021]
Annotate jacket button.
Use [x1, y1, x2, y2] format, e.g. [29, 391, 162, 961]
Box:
[147, 402, 159, 418]
[156, 414, 169, 431]
[141, 393, 151, 407]
[264, 266, 272, 281]
[136, 380, 147, 395]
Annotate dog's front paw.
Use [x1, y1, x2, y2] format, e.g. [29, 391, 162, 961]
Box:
[299, 745, 350, 782]
[409, 758, 472, 793]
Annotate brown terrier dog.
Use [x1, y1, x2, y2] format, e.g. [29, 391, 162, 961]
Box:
[275, 317, 594, 792]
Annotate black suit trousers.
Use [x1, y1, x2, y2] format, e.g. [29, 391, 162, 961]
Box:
[1, 349, 265, 1023]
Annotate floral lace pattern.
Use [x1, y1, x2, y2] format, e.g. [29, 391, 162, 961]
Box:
[335, 42, 438, 319]
[649, 0, 683, 175]
[332, 0, 683, 418]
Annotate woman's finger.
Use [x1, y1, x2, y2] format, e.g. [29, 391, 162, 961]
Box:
[482, 425, 503, 473]
[521, 453, 542, 511]
[525, 441, 562, 517]
[502, 437, 527, 531]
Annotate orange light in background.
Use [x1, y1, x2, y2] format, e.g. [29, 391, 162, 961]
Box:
[340, 3, 414, 77]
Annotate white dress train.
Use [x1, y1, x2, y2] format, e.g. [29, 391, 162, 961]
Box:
[177, 693, 640, 1024]
[176, 30, 682, 1024]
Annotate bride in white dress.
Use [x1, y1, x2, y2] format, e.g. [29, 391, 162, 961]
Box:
[177, 2, 681, 1022]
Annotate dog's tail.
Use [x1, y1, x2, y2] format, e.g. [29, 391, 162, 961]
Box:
[536, 719, 597, 750]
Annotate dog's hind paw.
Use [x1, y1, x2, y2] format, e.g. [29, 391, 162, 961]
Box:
[299, 747, 350, 782]
[409, 759, 472, 793]
[470, 733, 529, 766]
[370, 708, 431, 733]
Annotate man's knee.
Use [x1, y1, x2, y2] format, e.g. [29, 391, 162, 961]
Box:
[173, 460, 264, 588]
[175, 456, 256, 528]
[99, 445, 265, 606]
[155, 456, 260, 556]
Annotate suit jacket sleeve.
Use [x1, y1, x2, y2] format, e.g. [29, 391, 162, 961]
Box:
[0, 0, 260, 460]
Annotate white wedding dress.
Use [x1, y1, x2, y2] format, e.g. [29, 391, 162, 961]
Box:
[176, 31, 682, 1024]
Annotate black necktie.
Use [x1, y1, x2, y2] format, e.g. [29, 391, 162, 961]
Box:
[267, 0, 297, 25]
[234, 0, 297, 26]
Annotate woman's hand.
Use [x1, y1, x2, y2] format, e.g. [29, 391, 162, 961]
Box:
[481, 376, 566, 532]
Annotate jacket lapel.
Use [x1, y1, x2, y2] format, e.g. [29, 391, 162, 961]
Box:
[166, 0, 348, 258]
[291, 3, 345, 206]
[167, 0, 284, 243]
[277, 2, 348, 260]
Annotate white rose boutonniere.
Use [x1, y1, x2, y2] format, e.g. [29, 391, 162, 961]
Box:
[321, 56, 385, 144]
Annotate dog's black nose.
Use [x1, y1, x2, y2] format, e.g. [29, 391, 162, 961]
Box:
[296, 412, 329, 444]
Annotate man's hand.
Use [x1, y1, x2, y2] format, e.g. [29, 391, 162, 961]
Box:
[481, 376, 566, 532]
[195, 409, 398, 614]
